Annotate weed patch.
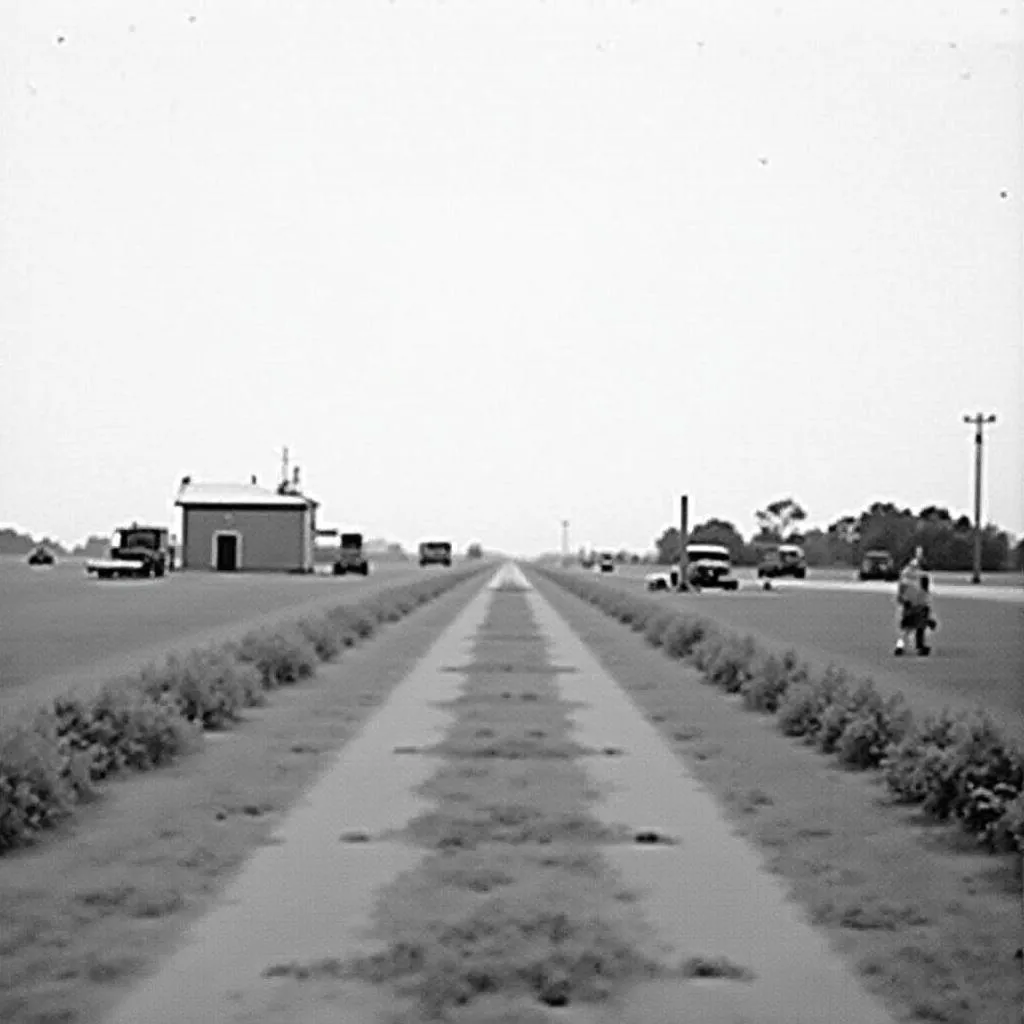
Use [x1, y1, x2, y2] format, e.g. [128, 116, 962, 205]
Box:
[402, 805, 630, 851]
[344, 878, 668, 1018]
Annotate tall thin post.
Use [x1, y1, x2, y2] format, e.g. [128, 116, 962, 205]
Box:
[963, 413, 996, 584]
[561, 520, 570, 566]
[678, 495, 689, 591]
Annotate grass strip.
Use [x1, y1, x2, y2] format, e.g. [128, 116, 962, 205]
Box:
[0, 569, 486, 854]
[266, 587, 748, 1021]
[537, 567, 1024, 856]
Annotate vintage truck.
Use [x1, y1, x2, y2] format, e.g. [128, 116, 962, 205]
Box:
[332, 532, 369, 576]
[645, 544, 740, 591]
[419, 541, 453, 568]
[86, 524, 172, 579]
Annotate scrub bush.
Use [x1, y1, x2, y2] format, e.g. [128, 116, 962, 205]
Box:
[138, 648, 262, 727]
[234, 626, 319, 688]
[536, 567, 1024, 857]
[1, 567, 484, 854]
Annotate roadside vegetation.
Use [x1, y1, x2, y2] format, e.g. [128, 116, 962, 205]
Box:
[0, 569, 484, 854]
[539, 567, 1024, 856]
[0, 568, 488, 1024]
[537, 566, 1023, 1023]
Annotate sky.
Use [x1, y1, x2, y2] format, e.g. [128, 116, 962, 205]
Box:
[1, 0, 1021, 556]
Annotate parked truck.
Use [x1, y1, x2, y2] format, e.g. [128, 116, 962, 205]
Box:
[86, 524, 172, 580]
[332, 532, 369, 576]
[419, 541, 453, 568]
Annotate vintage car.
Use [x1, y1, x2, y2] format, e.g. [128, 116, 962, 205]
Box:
[757, 543, 807, 579]
[858, 549, 899, 581]
[27, 545, 56, 566]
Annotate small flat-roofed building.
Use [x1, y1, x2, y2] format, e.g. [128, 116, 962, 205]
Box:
[175, 480, 318, 572]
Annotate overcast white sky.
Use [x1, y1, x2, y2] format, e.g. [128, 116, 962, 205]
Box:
[1, 0, 1021, 555]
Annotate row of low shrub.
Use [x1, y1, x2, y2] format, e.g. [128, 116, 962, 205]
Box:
[535, 568, 1024, 856]
[0, 568, 486, 853]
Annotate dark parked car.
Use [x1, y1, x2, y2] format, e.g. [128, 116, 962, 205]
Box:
[757, 544, 807, 579]
[333, 532, 369, 576]
[419, 541, 453, 568]
[859, 549, 899, 581]
[27, 545, 55, 566]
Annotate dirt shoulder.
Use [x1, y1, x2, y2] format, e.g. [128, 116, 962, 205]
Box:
[534, 574, 1023, 1024]
[0, 577, 484, 1024]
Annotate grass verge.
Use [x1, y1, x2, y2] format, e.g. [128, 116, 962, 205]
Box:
[0, 572, 486, 1024]
[533, 569, 1023, 1024]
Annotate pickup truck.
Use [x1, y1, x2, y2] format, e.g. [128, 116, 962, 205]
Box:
[333, 532, 369, 576]
[86, 525, 172, 579]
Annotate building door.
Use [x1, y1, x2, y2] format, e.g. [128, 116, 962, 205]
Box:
[215, 533, 239, 571]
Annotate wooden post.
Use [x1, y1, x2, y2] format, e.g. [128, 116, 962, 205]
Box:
[678, 495, 689, 591]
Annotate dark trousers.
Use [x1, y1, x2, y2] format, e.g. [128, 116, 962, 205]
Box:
[900, 604, 930, 651]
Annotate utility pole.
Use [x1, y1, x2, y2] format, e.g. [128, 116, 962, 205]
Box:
[678, 495, 691, 591]
[561, 520, 570, 566]
[963, 413, 996, 584]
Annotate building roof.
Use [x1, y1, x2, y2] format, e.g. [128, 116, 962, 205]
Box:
[175, 482, 316, 509]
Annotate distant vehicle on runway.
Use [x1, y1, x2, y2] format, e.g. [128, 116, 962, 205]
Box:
[598, 552, 615, 573]
[419, 541, 452, 568]
[27, 545, 56, 566]
[333, 532, 369, 576]
[86, 524, 172, 580]
[645, 566, 680, 591]
[645, 544, 740, 591]
[686, 543, 740, 590]
[757, 543, 807, 579]
[859, 549, 899, 582]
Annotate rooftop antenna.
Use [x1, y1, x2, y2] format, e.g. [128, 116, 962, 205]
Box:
[280, 446, 290, 488]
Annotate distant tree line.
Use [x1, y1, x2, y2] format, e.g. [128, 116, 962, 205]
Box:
[1, 528, 116, 557]
[0, 527, 111, 557]
[653, 497, 1018, 572]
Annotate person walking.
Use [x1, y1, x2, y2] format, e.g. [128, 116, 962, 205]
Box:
[894, 549, 934, 656]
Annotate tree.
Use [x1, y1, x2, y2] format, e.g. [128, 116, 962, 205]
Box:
[689, 518, 748, 563]
[71, 535, 110, 558]
[654, 527, 682, 565]
[0, 527, 37, 555]
[799, 527, 832, 567]
[466, 543, 483, 559]
[754, 498, 807, 543]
